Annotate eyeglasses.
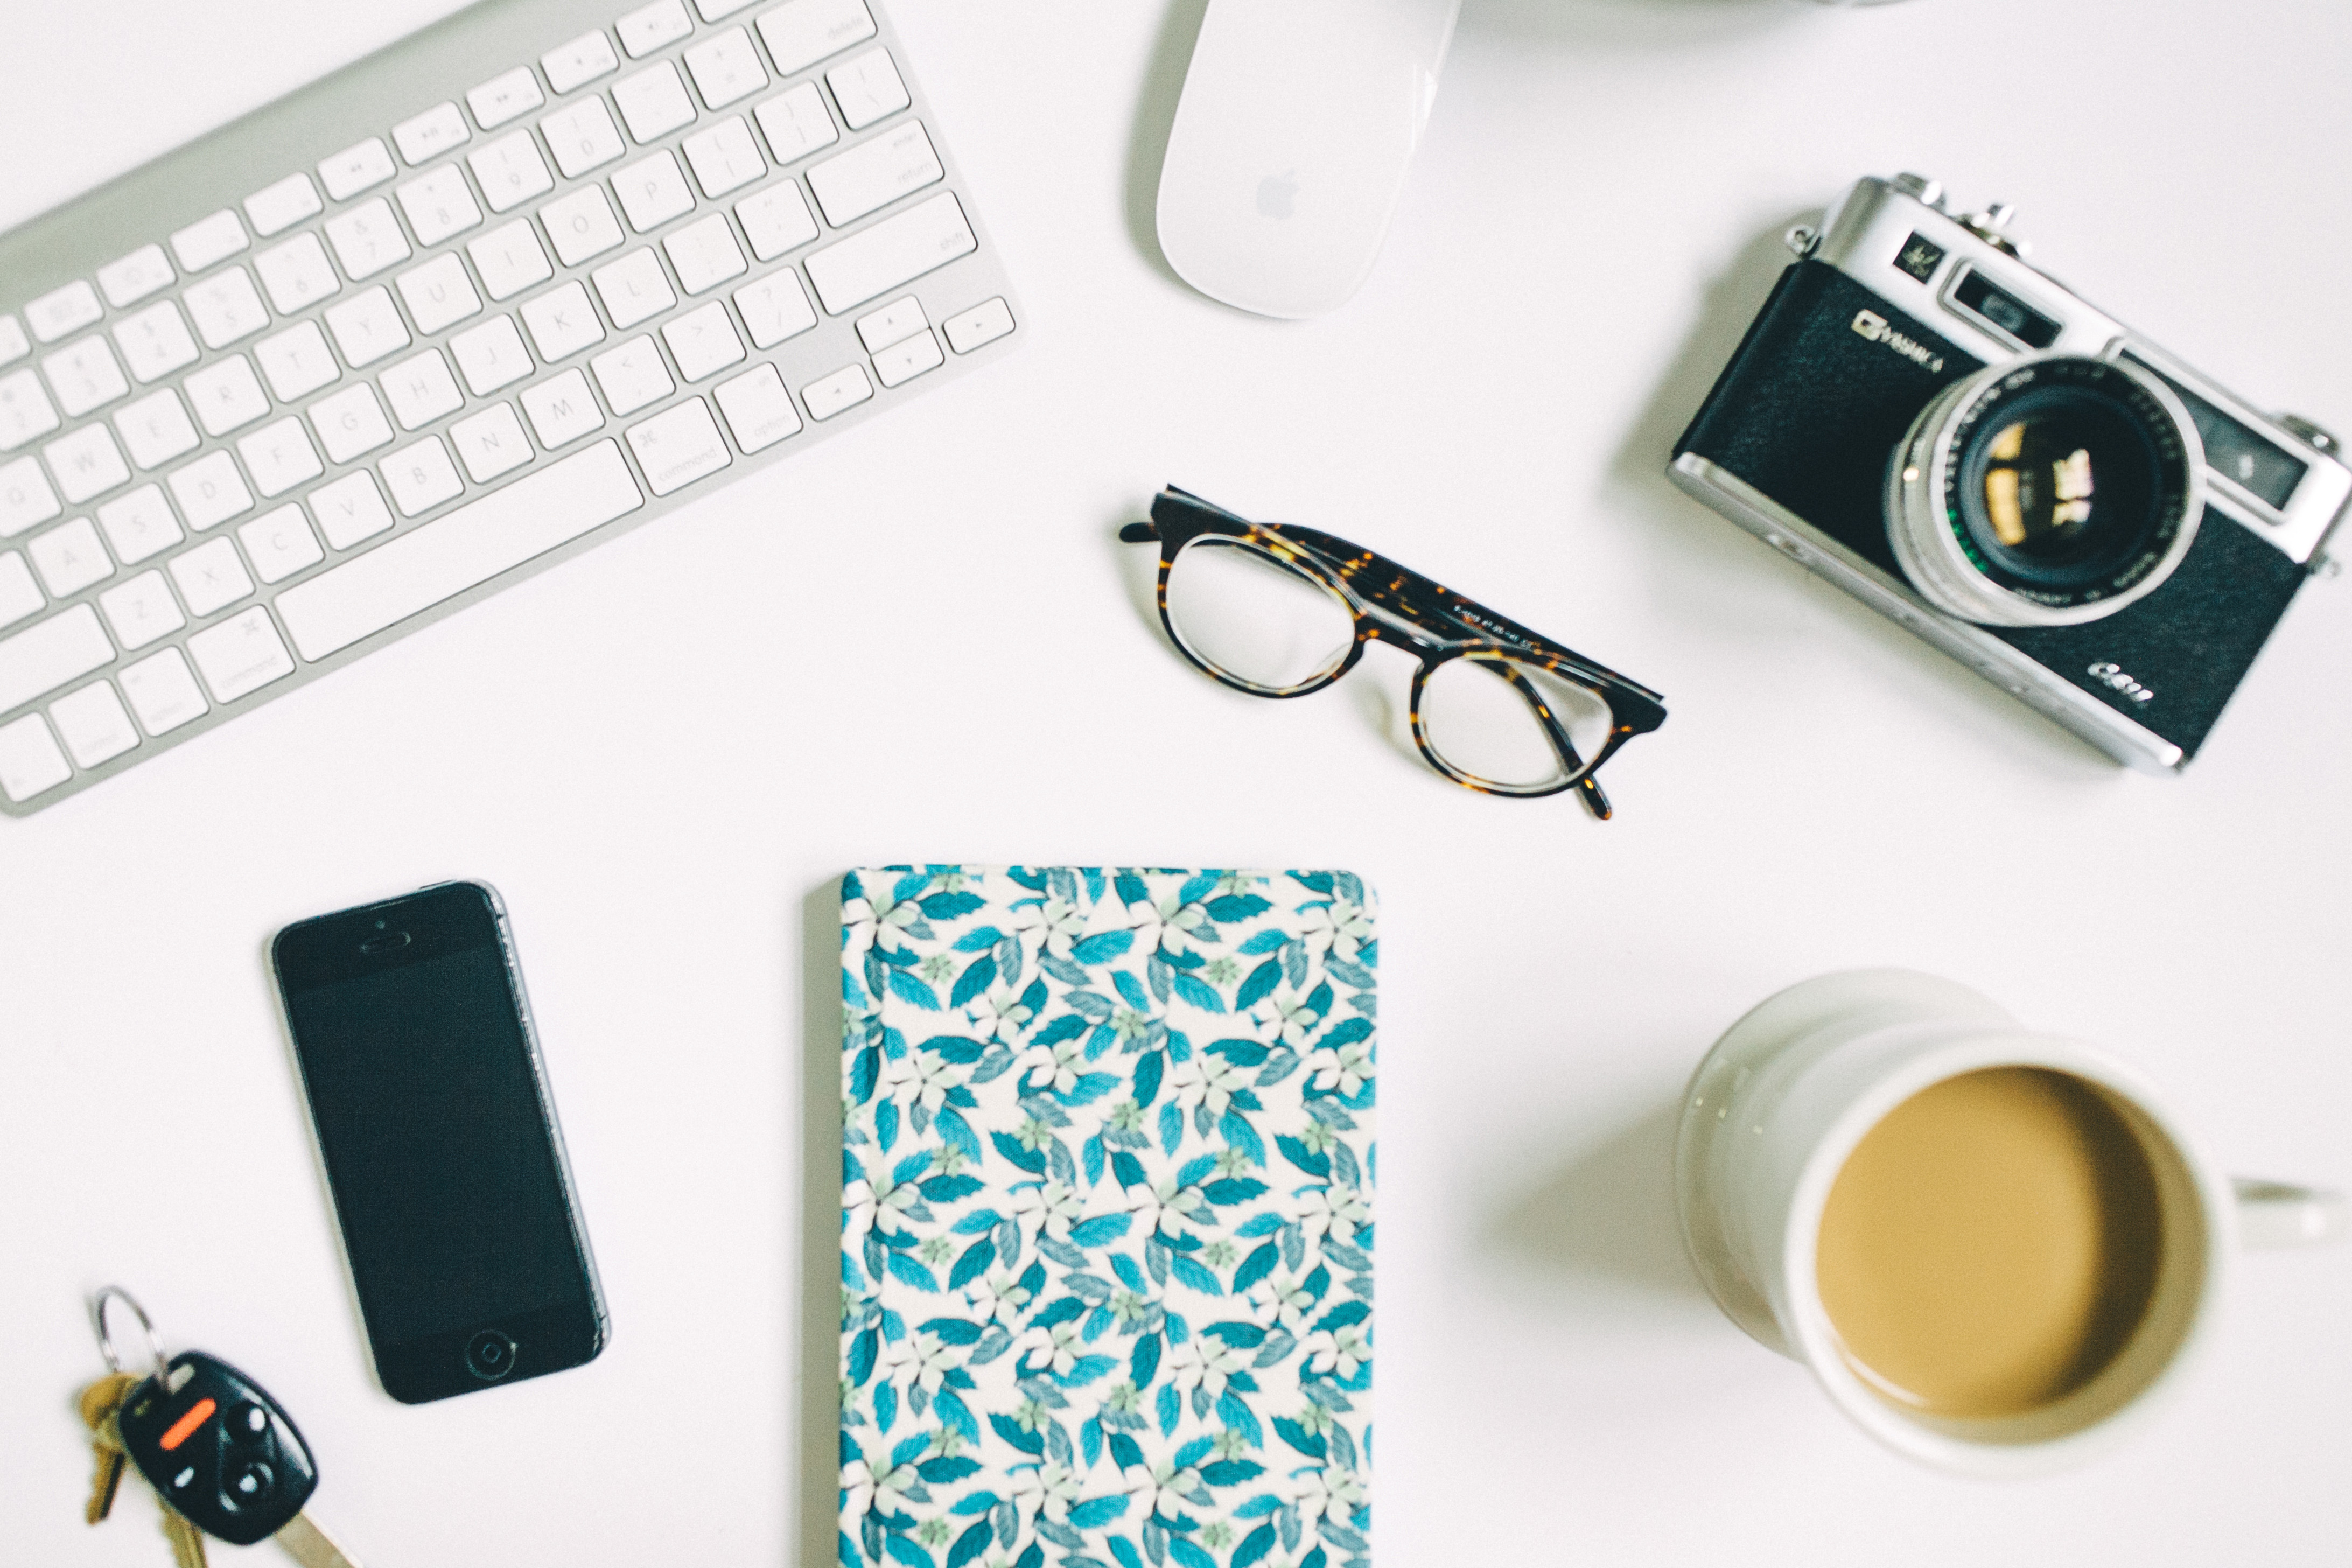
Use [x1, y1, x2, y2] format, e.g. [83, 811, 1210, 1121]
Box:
[1120, 487, 1668, 817]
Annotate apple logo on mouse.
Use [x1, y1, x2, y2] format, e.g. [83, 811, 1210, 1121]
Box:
[1257, 171, 1298, 220]
[1156, 0, 1462, 319]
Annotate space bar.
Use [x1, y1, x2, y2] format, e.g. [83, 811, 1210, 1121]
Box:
[276, 442, 644, 661]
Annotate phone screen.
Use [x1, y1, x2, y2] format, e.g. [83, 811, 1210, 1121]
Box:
[275, 883, 602, 1401]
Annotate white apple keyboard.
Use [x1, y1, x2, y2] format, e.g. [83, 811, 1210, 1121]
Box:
[0, 0, 1018, 816]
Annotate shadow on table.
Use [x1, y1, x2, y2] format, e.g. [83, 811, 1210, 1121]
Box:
[794, 879, 845, 1568]
[1481, 1096, 1713, 1304]
[1122, 0, 1212, 291]
[1459, 0, 1804, 49]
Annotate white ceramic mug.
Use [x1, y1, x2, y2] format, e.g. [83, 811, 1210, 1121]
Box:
[1674, 969, 2345, 1475]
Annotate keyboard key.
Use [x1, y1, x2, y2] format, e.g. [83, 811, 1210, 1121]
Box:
[872, 326, 942, 387]
[752, 83, 839, 165]
[0, 316, 27, 365]
[827, 47, 909, 131]
[396, 164, 484, 247]
[469, 131, 556, 213]
[254, 321, 341, 402]
[468, 67, 546, 131]
[277, 440, 642, 660]
[520, 369, 606, 447]
[617, 0, 693, 59]
[26, 281, 103, 345]
[712, 362, 800, 452]
[804, 192, 974, 314]
[97, 245, 176, 309]
[590, 334, 674, 415]
[543, 30, 621, 94]
[325, 287, 412, 368]
[626, 397, 730, 494]
[27, 519, 113, 598]
[42, 337, 132, 417]
[188, 606, 293, 702]
[663, 301, 745, 381]
[0, 369, 63, 452]
[732, 268, 817, 348]
[451, 314, 535, 395]
[0, 458, 61, 536]
[684, 27, 768, 109]
[801, 362, 873, 421]
[185, 267, 271, 350]
[113, 302, 201, 385]
[736, 181, 818, 261]
[318, 137, 397, 200]
[396, 253, 484, 335]
[614, 149, 696, 232]
[187, 351, 271, 438]
[613, 61, 698, 144]
[325, 198, 412, 281]
[99, 570, 185, 650]
[244, 173, 325, 237]
[51, 680, 138, 768]
[542, 97, 627, 179]
[0, 713, 72, 801]
[380, 437, 465, 516]
[45, 425, 132, 503]
[543, 185, 627, 267]
[169, 209, 252, 275]
[0, 551, 41, 626]
[759, 0, 877, 76]
[121, 647, 208, 734]
[310, 383, 397, 463]
[684, 117, 766, 198]
[468, 220, 554, 302]
[168, 450, 255, 530]
[521, 281, 606, 362]
[380, 349, 464, 431]
[593, 248, 677, 328]
[808, 119, 941, 227]
[310, 470, 396, 548]
[95, 485, 183, 564]
[664, 214, 747, 294]
[451, 403, 535, 482]
[239, 505, 324, 583]
[115, 389, 202, 470]
[254, 232, 342, 315]
[854, 295, 924, 352]
[170, 536, 255, 617]
[696, 0, 760, 19]
[237, 416, 325, 499]
[393, 101, 472, 166]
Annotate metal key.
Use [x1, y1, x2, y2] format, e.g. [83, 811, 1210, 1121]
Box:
[78, 1369, 138, 1522]
[90, 1288, 365, 1568]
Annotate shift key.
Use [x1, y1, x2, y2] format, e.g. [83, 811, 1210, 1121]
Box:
[804, 192, 975, 316]
[0, 604, 114, 715]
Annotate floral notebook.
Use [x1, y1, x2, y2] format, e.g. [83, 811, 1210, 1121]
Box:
[838, 866, 1376, 1568]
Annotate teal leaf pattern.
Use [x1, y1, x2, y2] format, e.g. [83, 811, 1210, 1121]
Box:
[843, 867, 1375, 1568]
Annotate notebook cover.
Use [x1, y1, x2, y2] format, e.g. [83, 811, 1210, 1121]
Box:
[839, 866, 1377, 1568]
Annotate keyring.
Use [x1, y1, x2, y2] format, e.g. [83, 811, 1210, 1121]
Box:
[92, 1286, 169, 1380]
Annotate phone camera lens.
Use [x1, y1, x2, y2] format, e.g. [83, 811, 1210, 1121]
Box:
[465, 1329, 518, 1381]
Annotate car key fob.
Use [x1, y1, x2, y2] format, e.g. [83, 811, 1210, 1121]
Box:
[116, 1351, 319, 1545]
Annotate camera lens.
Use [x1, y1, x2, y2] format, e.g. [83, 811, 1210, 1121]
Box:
[1885, 355, 2205, 626]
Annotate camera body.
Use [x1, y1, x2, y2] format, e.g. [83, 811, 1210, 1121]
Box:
[1670, 173, 2352, 771]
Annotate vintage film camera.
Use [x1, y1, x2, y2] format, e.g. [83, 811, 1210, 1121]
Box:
[1671, 173, 2352, 771]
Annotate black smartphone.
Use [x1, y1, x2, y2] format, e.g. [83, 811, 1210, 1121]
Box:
[272, 880, 607, 1403]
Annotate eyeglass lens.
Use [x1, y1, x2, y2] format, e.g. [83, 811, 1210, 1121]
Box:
[1419, 654, 1613, 789]
[1164, 536, 1357, 694]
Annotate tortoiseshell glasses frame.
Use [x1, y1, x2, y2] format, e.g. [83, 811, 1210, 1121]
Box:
[1121, 487, 1668, 818]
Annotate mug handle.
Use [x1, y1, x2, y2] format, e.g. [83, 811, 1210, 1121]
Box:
[2234, 1178, 2349, 1249]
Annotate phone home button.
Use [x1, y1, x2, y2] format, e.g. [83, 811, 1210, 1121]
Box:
[464, 1329, 518, 1382]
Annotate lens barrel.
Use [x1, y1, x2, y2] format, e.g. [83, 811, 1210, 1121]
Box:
[1885, 354, 2205, 627]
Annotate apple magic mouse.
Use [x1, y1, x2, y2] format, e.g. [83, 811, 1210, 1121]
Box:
[1155, 0, 1461, 320]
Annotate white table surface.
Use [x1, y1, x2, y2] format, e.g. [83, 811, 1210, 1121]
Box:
[5, 0, 2349, 1562]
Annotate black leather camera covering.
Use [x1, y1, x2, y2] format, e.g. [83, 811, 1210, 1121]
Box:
[1675, 260, 2307, 759]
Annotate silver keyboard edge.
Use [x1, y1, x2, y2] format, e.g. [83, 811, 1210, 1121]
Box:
[0, 0, 1023, 818]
